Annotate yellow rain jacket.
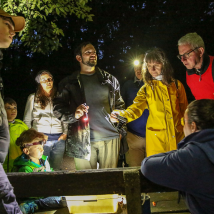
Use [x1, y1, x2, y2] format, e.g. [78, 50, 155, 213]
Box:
[114, 80, 188, 157]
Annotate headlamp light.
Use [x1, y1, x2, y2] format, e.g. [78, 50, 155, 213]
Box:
[134, 60, 140, 66]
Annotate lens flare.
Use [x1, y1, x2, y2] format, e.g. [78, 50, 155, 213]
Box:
[134, 60, 139, 66]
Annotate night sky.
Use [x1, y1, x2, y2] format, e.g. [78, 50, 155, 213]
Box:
[2, 0, 214, 118]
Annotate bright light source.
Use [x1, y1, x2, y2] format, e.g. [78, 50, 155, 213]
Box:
[83, 117, 88, 121]
[134, 60, 139, 66]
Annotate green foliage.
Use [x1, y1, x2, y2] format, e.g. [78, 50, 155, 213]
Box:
[2, 0, 94, 55]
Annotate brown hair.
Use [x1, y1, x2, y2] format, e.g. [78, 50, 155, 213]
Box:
[4, 97, 17, 106]
[142, 48, 174, 85]
[16, 128, 45, 151]
[187, 99, 214, 130]
[36, 84, 57, 110]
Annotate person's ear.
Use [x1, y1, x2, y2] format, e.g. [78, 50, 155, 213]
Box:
[190, 121, 197, 133]
[23, 148, 30, 155]
[198, 47, 204, 58]
[76, 55, 82, 63]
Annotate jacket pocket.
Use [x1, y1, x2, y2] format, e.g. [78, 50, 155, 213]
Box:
[147, 127, 166, 131]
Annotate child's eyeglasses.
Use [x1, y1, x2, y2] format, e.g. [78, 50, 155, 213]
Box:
[24, 139, 46, 147]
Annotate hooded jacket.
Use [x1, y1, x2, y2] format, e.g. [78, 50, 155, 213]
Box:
[12, 153, 52, 173]
[141, 129, 214, 214]
[3, 119, 28, 172]
[53, 67, 125, 160]
[114, 79, 188, 156]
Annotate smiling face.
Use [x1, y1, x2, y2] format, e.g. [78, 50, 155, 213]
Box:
[178, 44, 204, 70]
[0, 17, 15, 48]
[78, 44, 97, 67]
[40, 73, 53, 94]
[147, 61, 163, 78]
[5, 103, 17, 122]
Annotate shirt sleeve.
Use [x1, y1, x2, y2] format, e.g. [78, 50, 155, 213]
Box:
[141, 147, 197, 192]
[114, 85, 147, 123]
[23, 94, 35, 129]
[53, 85, 78, 124]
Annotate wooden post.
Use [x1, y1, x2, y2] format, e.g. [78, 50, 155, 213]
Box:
[123, 168, 142, 213]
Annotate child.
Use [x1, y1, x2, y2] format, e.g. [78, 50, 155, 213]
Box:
[12, 128, 67, 214]
[3, 97, 28, 172]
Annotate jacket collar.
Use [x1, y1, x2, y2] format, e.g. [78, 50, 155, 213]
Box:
[186, 52, 210, 75]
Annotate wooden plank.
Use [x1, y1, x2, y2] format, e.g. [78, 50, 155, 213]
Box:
[7, 167, 175, 198]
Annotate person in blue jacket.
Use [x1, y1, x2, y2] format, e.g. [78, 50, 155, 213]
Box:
[141, 99, 214, 214]
[121, 54, 149, 166]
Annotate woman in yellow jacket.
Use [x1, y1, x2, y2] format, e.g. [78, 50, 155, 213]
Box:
[112, 48, 188, 157]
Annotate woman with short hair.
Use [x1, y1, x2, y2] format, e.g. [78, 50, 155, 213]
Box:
[23, 70, 67, 170]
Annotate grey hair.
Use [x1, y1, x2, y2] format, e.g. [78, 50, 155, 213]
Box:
[178, 32, 205, 50]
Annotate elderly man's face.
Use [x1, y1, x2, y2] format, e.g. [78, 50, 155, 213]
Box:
[0, 17, 15, 48]
[134, 65, 142, 80]
[178, 44, 202, 70]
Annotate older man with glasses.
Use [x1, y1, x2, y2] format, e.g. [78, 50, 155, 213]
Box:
[177, 32, 214, 100]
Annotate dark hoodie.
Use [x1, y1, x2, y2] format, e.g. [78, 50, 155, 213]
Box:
[141, 129, 214, 214]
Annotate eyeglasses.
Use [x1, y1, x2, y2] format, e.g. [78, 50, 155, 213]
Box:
[177, 47, 199, 60]
[40, 78, 53, 83]
[24, 139, 46, 148]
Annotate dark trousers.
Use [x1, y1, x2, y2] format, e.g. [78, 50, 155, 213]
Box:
[0, 164, 22, 214]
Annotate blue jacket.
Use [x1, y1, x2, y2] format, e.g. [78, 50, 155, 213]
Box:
[141, 129, 214, 214]
[121, 78, 149, 137]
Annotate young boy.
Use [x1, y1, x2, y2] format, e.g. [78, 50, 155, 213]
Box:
[13, 129, 67, 214]
[3, 97, 28, 172]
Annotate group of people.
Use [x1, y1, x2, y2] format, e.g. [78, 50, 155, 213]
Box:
[0, 7, 213, 214]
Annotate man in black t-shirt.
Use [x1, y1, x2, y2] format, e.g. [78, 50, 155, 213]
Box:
[54, 42, 125, 170]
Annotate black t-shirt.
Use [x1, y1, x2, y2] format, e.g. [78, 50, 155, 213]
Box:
[81, 72, 119, 142]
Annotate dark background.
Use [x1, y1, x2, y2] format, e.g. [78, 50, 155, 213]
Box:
[2, 0, 214, 119]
